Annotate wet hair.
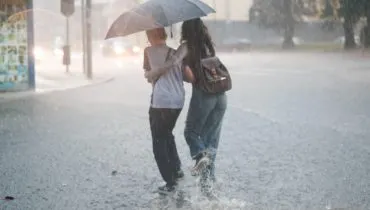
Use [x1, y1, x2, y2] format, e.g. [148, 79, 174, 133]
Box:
[181, 18, 215, 70]
[146, 28, 167, 41]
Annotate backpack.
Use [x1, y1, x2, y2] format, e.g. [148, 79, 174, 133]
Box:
[197, 56, 232, 94]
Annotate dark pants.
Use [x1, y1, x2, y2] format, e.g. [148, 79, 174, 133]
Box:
[149, 107, 182, 185]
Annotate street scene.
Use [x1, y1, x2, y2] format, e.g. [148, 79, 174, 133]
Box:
[1, 52, 370, 209]
[1, 0, 370, 209]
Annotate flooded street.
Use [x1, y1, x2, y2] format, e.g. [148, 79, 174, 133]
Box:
[1, 52, 370, 209]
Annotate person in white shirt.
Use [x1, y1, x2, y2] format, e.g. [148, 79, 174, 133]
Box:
[145, 18, 228, 198]
[143, 28, 194, 195]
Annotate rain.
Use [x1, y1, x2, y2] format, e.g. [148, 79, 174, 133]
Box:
[1, 0, 370, 209]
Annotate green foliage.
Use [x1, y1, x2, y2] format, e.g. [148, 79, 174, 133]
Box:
[250, 0, 320, 30]
[338, 0, 364, 19]
[320, 0, 334, 19]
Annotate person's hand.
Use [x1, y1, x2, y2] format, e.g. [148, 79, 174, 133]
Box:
[144, 71, 151, 83]
[183, 65, 195, 83]
[145, 71, 159, 83]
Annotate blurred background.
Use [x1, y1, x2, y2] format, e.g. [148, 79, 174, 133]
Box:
[32, 0, 370, 58]
[2, 1, 370, 209]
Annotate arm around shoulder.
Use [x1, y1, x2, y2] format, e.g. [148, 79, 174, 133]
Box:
[145, 43, 188, 80]
[183, 65, 195, 83]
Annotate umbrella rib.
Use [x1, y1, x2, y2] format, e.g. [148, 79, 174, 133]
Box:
[185, 0, 216, 13]
[157, 3, 170, 27]
[120, 7, 161, 36]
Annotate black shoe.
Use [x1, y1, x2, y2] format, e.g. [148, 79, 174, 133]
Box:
[175, 169, 185, 180]
[191, 153, 210, 176]
[157, 183, 177, 195]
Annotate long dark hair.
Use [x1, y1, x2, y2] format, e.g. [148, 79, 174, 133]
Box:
[181, 18, 215, 71]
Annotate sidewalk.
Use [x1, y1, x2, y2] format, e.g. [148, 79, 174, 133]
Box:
[0, 65, 114, 103]
[35, 69, 113, 93]
[342, 48, 370, 58]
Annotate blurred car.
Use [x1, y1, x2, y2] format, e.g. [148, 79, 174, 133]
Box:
[334, 36, 360, 45]
[51, 36, 83, 59]
[218, 37, 252, 51]
[261, 36, 304, 46]
[52, 36, 64, 57]
[33, 46, 45, 64]
[280, 37, 304, 45]
[100, 37, 141, 57]
[52, 47, 82, 59]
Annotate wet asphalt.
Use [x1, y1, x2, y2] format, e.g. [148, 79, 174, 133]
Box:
[1, 52, 370, 210]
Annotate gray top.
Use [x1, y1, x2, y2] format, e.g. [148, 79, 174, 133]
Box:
[143, 44, 185, 109]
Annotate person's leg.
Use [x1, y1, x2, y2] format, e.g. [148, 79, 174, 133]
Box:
[184, 88, 216, 159]
[149, 108, 177, 187]
[201, 93, 227, 180]
[165, 109, 183, 179]
[185, 88, 219, 176]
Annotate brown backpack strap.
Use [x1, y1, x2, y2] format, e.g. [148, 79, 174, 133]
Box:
[165, 48, 173, 61]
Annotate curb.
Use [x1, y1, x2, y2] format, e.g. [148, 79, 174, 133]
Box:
[0, 76, 115, 104]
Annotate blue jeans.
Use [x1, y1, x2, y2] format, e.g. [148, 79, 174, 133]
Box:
[184, 87, 227, 178]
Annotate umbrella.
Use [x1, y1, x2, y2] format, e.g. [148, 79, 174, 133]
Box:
[105, 0, 215, 39]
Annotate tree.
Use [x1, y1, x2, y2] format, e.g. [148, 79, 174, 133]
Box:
[321, 0, 334, 18]
[362, 0, 370, 48]
[282, 0, 295, 48]
[338, 0, 363, 49]
[249, 0, 320, 49]
[320, 0, 336, 31]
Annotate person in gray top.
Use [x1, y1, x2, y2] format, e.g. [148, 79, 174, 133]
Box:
[143, 28, 194, 195]
[145, 19, 227, 199]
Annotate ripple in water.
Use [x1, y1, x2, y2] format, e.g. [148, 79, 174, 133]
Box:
[148, 178, 248, 209]
[149, 193, 248, 210]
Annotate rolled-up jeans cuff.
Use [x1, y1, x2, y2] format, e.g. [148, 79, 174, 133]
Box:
[191, 150, 209, 160]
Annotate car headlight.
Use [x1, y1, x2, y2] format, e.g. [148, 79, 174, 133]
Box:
[53, 48, 63, 56]
[114, 45, 125, 54]
[34, 47, 45, 59]
[133, 46, 141, 53]
[72, 52, 82, 58]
